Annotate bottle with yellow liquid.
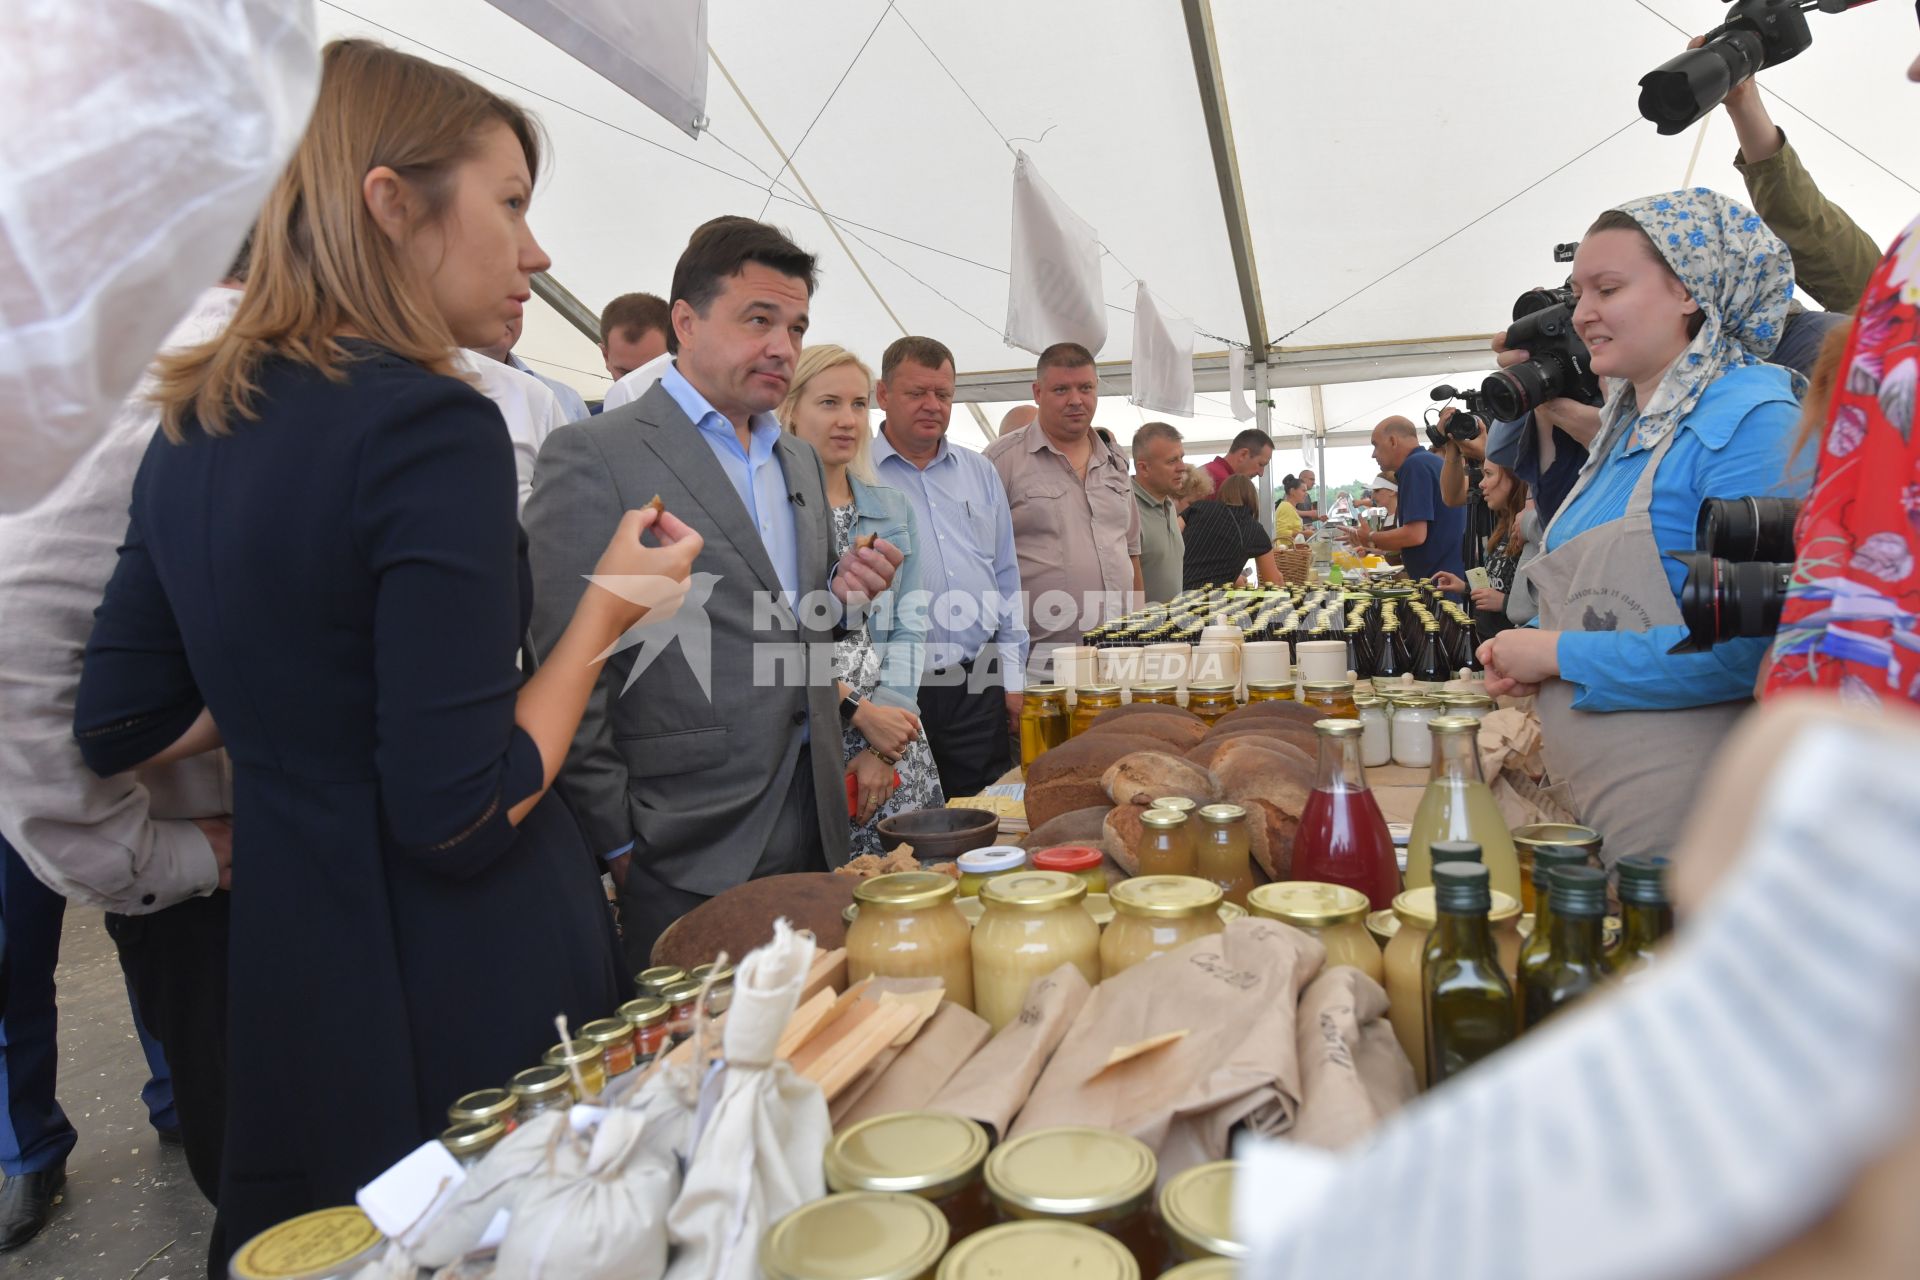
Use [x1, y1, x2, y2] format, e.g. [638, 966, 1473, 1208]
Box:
[1405, 716, 1522, 903]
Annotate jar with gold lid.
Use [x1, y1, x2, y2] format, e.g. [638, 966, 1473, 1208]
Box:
[227, 1205, 385, 1280]
[635, 965, 686, 997]
[1301, 680, 1359, 718]
[1382, 885, 1522, 1089]
[1030, 845, 1107, 895]
[1435, 690, 1495, 723]
[972, 871, 1100, 1032]
[1245, 680, 1293, 703]
[1510, 823, 1603, 915]
[825, 1111, 994, 1242]
[1129, 683, 1179, 706]
[619, 995, 671, 1065]
[1185, 682, 1237, 725]
[1100, 876, 1224, 979]
[690, 959, 736, 1015]
[1150, 795, 1198, 816]
[761, 1191, 949, 1280]
[1246, 881, 1383, 983]
[447, 1086, 517, 1132]
[848, 871, 975, 1010]
[1158, 1160, 1246, 1263]
[1019, 684, 1070, 769]
[509, 1064, 573, 1119]
[543, 1037, 608, 1098]
[581, 1016, 638, 1079]
[439, 1119, 507, 1167]
[1194, 804, 1255, 907]
[955, 845, 1026, 899]
[659, 978, 704, 1044]
[1134, 807, 1196, 878]
[1069, 686, 1122, 736]
[937, 1221, 1138, 1280]
[982, 1126, 1164, 1277]
[1160, 1261, 1235, 1280]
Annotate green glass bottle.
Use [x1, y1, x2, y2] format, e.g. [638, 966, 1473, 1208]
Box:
[1521, 865, 1608, 1030]
[1515, 845, 1595, 1001]
[1606, 855, 1674, 978]
[1423, 862, 1516, 1085]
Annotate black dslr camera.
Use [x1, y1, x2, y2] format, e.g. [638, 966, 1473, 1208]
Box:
[1474, 285, 1606, 422]
[1668, 496, 1801, 653]
[1638, 1, 1875, 136]
[1423, 386, 1486, 452]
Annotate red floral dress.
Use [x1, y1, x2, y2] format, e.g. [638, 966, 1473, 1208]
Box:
[1768, 214, 1920, 706]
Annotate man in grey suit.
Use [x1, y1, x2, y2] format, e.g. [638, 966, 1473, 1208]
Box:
[526, 219, 902, 970]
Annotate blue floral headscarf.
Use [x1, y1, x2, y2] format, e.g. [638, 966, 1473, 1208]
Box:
[1602, 187, 1799, 451]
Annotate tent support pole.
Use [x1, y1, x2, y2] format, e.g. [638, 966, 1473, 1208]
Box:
[1309, 383, 1328, 516]
[1254, 359, 1275, 534]
[532, 272, 601, 345]
[1181, 0, 1268, 356]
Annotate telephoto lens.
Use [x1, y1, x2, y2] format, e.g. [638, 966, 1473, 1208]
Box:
[1479, 302, 1600, 421]
[1696, 496, 1801, 563]
[1669, 552, 1793, 654]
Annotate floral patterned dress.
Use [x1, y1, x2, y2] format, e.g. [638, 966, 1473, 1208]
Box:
[831, 502, 944, 855]
[1769, 213, 1920, 707]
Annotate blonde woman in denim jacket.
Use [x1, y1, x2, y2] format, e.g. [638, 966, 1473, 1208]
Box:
[781, 344, 942, 851]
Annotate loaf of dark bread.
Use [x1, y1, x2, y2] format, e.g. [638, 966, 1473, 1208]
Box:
[1020, 805, 1114, 851]
[1025, 732, 1167, 828]
[1087, 703, 1204, 728]
[1187, 733, 1313, 774]
[1101, 750, 1219, 809]
[1101, 804, 1148, 876]
[1214, 702, 1329, 729]
[650, 872, 857, 970]
[1201, 720, 1322, 757]
[1211, 747, 1314, 879]
[1081, 713, 1209, 752]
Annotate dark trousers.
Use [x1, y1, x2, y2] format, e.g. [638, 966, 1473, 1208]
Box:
[617, 741, 827, 976]
[918, 661, 1013, 800]
[0, 834, 174, 1178]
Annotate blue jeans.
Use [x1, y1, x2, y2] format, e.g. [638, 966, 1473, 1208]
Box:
[0, 833, 173, 1177]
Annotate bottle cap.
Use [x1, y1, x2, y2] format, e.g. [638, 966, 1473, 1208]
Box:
[1548, 864, 1608, 917]
[1432, 861, 1492, 914]
[1530, 843, 1593, 890]
[1615, 854, 1671, 905]
[1428, 840, 1482, 865]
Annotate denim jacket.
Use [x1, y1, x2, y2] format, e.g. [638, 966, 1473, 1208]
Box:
[847, 473, 927, 714]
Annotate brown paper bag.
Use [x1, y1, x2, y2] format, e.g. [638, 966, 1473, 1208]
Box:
[832, 1002, 992, 1130]
[1289, 966, 1416, 1150]
[931, 964, 1091, 1140]
[1009, 919, 1325, 1182]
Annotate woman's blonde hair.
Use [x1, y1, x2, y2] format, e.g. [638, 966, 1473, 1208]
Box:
[151, 39, 544, 441]
[777, 343, 877, 484]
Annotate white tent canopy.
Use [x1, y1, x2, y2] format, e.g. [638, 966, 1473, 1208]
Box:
[318, 0, 1920, 457]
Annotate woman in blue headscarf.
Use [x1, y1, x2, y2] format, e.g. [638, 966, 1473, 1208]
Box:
[1478, 189, 1810, 863]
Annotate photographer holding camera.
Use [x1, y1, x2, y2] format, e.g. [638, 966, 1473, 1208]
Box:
[1478, 189, 1810, 864]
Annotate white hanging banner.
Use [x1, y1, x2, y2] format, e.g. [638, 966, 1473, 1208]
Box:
[485, 0, 708, 138]
[1005, 150, 1108, 356]
[0, 0, 320, 514]
[1228, 347, 1255, 421]
[1128, 282, 1194, 417]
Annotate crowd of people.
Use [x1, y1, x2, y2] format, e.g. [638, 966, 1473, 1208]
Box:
[3, 17, 1920, 1279]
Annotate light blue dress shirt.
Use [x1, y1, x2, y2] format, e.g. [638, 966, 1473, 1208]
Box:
[872, 427, 1030, 689]
[1546, 363, 1808, 712]
[510, 353, 591, 423]
[659, 363, 802, 603]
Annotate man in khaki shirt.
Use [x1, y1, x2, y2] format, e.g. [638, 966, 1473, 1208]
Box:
[985, 342, 1142, 658]
[1130, 420, 1185, 604]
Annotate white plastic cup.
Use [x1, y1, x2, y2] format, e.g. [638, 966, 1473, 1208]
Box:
[1296, 639, 1349, 684]
[1242, 640, 1291, 686]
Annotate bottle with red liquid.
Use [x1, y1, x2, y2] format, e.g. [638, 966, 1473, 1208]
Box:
[1293, 718, 1401, 909]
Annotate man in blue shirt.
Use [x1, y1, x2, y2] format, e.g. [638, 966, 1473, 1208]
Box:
[873, 336, 1029, 797]
[1348, 416, 1465, 584]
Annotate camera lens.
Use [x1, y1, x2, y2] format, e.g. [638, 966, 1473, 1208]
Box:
[1695, 496, 1801, 563]
[1637, 33, 1765, 135]
[1671, 551, 1792, 653]
[1481, 358, 1562, 422]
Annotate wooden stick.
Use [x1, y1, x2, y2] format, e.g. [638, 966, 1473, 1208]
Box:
[776, 988, 838, 1060]
[809, 1003, 922, 1100]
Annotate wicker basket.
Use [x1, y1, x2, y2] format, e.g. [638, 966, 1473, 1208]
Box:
[1275, 546, 1314, 585]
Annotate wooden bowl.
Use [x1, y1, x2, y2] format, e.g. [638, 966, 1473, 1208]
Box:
[875, 807, 1002, 861]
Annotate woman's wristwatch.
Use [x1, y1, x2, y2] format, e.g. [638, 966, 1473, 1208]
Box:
[839, 689, 864, 722]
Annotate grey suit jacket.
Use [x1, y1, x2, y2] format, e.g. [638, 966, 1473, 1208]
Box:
[524, 381, 849, 895]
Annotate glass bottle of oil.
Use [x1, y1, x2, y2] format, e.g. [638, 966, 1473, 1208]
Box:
[1405, 716, 1520, 902]
[1521, 865, 1608, 1030]
[1423, 861, 1515, 1086]
[1606, 854, 1673, 979]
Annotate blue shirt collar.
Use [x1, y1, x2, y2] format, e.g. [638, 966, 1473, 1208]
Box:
[661, 361, 782, 462]
[872, 424, 951, 470]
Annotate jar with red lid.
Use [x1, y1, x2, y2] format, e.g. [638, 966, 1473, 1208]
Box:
[1030, 846, 1107, 895]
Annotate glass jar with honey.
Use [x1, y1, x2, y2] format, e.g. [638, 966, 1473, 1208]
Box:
[1185, 682, 1237, 725]
[1134, 807, 1196, 877]
[824, 1111, 994, 1243]
[1099, 875, 1224, 979]
[983, 1126, 1166, 1277]
[847, 871, 976, 1011]
[1158, 1160, 1245, 1263]
[1019, 684, 1070, 769]
[761, 1191, 949, 1280]
[972, 871, 1101, 1032]
[1245, 680, 1293, 703]
[1193, 804, 1255, 907]
[1246, 881, 1383, 983]
[1301, 680, 1359, 718]
[1069, 685, 1122, 736]
[1129, 684, 1178, 707]
[1030, 844, 1107, 895]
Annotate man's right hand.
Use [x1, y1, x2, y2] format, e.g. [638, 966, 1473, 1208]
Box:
[195, 816, 233, 891]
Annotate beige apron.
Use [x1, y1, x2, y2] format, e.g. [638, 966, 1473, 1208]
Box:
[1527, 427, 1748, 865]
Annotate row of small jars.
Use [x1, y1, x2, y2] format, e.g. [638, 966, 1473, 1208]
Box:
[1357, 689, 1495, 769]
[1019, 678, 1375, 770]
[437, 961, 735, 1163]
[762, 1114, 1244, 1279]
